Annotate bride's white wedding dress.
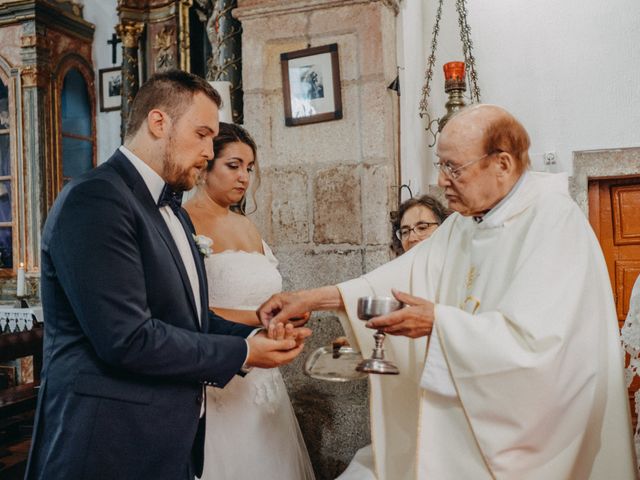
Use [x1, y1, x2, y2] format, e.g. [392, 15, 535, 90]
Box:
[199, 242, 315, 480]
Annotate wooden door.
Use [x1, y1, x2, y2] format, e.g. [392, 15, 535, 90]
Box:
[589, 175, 640, 428]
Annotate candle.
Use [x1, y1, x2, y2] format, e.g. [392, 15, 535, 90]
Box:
[443, 61, 466, 81]
[16, 262, 25, 297]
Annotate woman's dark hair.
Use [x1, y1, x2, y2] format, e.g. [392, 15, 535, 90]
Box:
[208, 122, 261, 215]
[390, 194, 450, 256]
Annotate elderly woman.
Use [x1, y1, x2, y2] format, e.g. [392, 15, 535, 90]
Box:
[391, 194, 450, 255]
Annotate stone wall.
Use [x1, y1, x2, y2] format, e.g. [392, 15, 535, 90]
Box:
[235, 0, 399, 477]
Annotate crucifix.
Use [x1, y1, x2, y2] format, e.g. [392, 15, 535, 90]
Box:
[107, 33, 122, 65]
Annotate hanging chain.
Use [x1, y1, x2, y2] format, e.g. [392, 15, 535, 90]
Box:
[419, 0, 444, 116]
[418, 0, 481, 145]
[456, 0, 481, 103]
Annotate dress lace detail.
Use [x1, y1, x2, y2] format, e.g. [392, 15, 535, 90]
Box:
[622, 277, 640, 472]
[204, 242, 282, 310]
[200, 241, 315, 480]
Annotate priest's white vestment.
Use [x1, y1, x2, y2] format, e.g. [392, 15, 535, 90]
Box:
[337, 172, 636, 479]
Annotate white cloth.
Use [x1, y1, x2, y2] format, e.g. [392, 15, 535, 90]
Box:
[337, 172, 636, 479]
[622, 275, 640, 475]
[199, 242, 315, 480]
[335, 444, 376, 480]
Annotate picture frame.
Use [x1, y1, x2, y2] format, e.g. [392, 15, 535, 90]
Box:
[280, 44, 342, 127]
[98, 67, 122, 112]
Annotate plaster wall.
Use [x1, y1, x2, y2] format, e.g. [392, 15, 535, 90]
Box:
[82, 0, 120, 164]
[399, 0, 640, 192]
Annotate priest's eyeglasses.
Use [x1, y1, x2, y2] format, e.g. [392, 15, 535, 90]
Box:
[395, 222, 439, 241]
[434, 151, 499, 180]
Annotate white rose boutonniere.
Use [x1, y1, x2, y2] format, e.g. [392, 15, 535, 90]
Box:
[193, 234, 213, 258]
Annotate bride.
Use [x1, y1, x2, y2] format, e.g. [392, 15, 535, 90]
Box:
[184, 122, 315, 480]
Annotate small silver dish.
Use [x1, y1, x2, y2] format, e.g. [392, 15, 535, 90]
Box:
[304, 345, 367, 382]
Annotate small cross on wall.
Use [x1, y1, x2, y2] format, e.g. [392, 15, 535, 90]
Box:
[107, 32, 122, 65]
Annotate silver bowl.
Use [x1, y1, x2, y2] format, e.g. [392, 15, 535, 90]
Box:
[357, 296, 402, 320]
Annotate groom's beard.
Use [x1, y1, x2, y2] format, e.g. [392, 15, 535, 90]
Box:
[161, 133, 206, 192]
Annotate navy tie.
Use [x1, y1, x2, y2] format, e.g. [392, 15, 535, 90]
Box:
[157, 184, 184, 214]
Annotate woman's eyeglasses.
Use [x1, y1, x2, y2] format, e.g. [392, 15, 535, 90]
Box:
[395, 222, 439, 241]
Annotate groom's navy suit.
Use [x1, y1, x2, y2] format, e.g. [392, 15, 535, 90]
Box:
[25, 150, 254, 480]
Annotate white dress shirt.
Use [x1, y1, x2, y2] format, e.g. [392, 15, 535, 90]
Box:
[119, 146, 202, 322]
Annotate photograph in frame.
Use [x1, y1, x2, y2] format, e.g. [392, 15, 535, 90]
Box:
[281, 44, 342, 126]
[99, 67, 122, 112]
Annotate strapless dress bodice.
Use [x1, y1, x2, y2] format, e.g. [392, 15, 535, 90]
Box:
[203, 241, 282, 310]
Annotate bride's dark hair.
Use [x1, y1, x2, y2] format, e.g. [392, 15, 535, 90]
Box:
[208, 122, 261, 215]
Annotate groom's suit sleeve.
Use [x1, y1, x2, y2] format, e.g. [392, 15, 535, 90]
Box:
[207, 310, 255, 337]
[47, 177, 247, 387]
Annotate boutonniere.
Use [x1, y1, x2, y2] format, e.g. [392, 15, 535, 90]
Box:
[192, 234, 213, 258]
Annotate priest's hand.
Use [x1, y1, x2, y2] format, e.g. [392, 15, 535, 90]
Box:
[365, 289, 434, 338]
[258, 286, 343, 338]
[257, 291, 312, 335]
[246, 326, 312, 368]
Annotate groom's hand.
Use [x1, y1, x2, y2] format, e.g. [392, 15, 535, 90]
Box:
[246, 328, 311, 368]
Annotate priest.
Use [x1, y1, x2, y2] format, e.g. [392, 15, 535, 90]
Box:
[258, 105, 636, 479]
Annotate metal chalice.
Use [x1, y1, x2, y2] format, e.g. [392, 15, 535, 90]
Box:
[355, 296, 402, 375]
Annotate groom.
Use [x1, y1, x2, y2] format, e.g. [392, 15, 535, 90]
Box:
[25, 70, 308, 480]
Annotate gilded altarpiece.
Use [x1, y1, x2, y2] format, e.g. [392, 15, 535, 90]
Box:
[117, 0, 192, 137]
[116, 1, 244, 128]
[0, 0, 94, 288]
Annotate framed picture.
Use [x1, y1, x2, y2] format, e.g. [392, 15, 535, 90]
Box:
[280, 44, 342, 127]
[99, 67, 122, 112]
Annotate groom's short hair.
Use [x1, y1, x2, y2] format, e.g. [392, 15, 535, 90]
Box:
[125, 70, 221, 140]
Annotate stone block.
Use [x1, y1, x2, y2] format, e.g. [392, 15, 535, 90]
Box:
[379, 3, 398, 78]
[269, 84, 361, 167]
[275, 247, 364, 291]
[314, 166, 362, 244]
[312, 32, 359, 82]
[360, 80, 395, 160]
[362, 163, 393, 245]
[246, 166, 273, 244]
[271, 168, 310, 245]
[244, 38, 311, 93]
[363, 245, 391, 272]
[241, 14, 309, 92]
[309, 3, 386, 79]
[243, 91, 275, 164]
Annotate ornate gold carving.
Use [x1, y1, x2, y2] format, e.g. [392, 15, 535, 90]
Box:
[116, 22, 145, 48]
[179, 0, 192, 71]
[154, 26, 176, 72]
[154, 26, 174, 51]
[21, 66, 44, 88]
[21, 34, 52, 51]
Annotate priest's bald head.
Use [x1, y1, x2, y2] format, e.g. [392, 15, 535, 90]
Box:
[436, 104, 531, 217]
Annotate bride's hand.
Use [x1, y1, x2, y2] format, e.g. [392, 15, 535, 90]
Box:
[274, 322, 312, 347]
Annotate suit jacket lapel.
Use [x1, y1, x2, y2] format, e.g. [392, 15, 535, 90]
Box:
[107, 151, 202, 330]
[176, 209, 210, 332]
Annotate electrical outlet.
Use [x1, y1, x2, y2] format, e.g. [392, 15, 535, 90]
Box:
[543, 152, 557, 165]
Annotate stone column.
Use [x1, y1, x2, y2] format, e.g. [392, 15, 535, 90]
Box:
[235, 1, 399, 478]
[116, 21, 144, 140]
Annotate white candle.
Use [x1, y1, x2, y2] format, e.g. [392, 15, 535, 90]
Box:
[16, 262, 25, 297]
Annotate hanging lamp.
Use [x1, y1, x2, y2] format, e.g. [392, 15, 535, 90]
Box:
[418, 0, 482, 146]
